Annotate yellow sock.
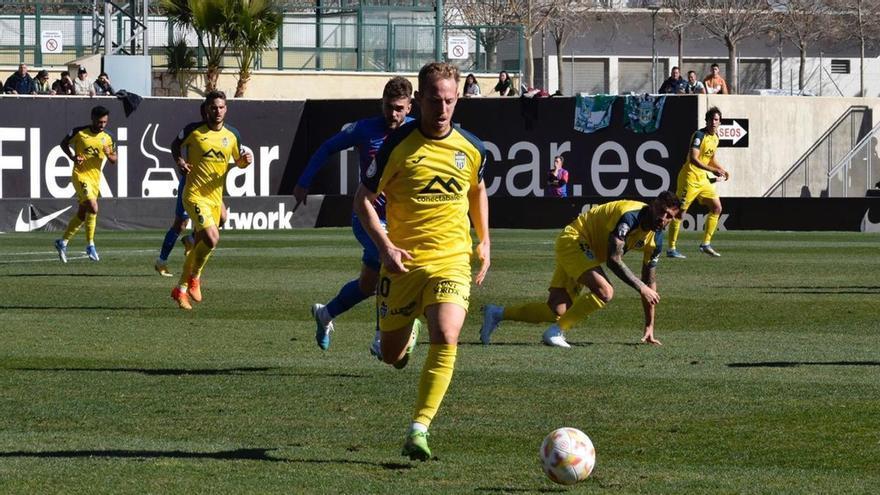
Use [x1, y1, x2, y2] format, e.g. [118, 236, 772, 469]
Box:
[703, 212, 720, 245]
[177, 246, 198, 287]
[412, 344, 457, 429]
[190, 240, 215, 279]
[85, 213, 97, 244]
[62, 215, 84, 242]
[668, 217, 681, 250]
[556, 293, 606, 331]
[503, 302, 557, 323]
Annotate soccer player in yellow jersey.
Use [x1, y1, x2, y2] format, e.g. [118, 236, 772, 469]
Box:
[480, 192, 681, 348]
[54, 105, 117, 263]
[667, 106, 730, 258]
[354, 62, 490, 461]
[170, 91, 253, 310]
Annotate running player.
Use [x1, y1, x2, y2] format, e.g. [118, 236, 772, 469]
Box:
[170, 91, 253, 309]
[54, 105, 117, 263]
[354, 62, 489, 461]
[294, 76, 413, 353]
[480, 192, 681, 348]
[667, 106, 730, 258]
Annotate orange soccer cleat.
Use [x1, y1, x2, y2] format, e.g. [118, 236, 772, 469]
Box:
[171, 286, 192, 310]
[187, 277, 203, 302]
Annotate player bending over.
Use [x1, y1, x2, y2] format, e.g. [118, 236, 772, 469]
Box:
[481, 192, 681, 348]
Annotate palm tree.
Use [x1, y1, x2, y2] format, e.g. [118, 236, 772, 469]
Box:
[161, 0, 234, 92]
[228, 0, 282, 97]
[165, 38, 197, 95]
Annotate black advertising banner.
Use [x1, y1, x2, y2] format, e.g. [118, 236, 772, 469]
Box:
[287, 96, 699, 199]
[0, 96, 304, 201]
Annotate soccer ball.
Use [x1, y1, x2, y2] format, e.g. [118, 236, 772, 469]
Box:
[539, 427, 596, 485]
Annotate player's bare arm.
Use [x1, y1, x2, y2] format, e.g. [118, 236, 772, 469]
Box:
[639, 264, 662, 345]
[60, 134, 81, 164]
[606, 233, 660, 305]
[353, 183, 411, 273]
[103, 144, 118, 164]
[235, 148, 253, 168]
[467, 179, 490, 286]
[708, 156, 730, 179]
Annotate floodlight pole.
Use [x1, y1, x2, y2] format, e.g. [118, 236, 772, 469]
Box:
[650, 6, 659, 92]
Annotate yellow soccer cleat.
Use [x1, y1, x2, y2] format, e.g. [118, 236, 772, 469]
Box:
[154, 259, 174, 277]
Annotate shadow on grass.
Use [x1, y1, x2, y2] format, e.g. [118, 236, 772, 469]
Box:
[0, 448, 413, 470]
[475, 488, 566, 493]
[716, 284, 880, 295]
[11, 366, 366, 378]
[728, 361, 880, 368]
[0, 305, 155, 310]
[459, 342, 595, 347]
[0, 273, 153, 278]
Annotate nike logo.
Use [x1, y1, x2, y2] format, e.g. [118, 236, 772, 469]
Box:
[411, 155, 426, 164]
[15, 205, 72, 232]
[861, 210, 880, 232]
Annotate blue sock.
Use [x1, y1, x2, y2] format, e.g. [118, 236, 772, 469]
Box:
[325, 279, 370, 318]
[159, 228, 180, 261]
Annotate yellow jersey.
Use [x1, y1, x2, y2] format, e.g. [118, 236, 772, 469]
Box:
[363, 122, 486, 265]
[679, 128, 719, 185]
[177, 123, 243, 205]
[562, 200, 663, 268]
[66, 126, 115, 186]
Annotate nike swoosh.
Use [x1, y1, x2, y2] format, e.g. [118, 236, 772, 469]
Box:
[862, 210, 880, 232]
[15, 206, 73, 232]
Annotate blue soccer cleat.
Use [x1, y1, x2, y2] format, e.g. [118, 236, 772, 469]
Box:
[54, 239, 68, 263]
[312, 303, 333, 351]
[369, 335, 383, 361]
[666, 249, 686, 259]
[542, 324, 571, 348]
[480, 304, 504, 345]
[699, 244, 721, 257]
[85, 245, 100, 261]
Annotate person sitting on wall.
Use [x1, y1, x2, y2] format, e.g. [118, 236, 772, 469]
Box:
[494, 70, 516, 96]
[74, 67, 96, 96]
[679, 70, 706, 94]
[34, 70, 55, 95]
[3, 63, 36, 95]
[463, 73, 481, 97]
[703, 63, 729, 94]
[52, 71, 75, 95]
[658, 66, 684, 94]
[94, 72, 115, 96]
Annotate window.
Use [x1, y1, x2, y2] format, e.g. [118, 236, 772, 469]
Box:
[831, 60, 850, 74]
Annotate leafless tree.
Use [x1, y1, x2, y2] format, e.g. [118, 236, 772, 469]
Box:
[547, 2, 618, 94]
[507, 0, 575, 89]
[690, 0, 773, 94]
[663, 0, 699, 65]
[770, 0, 833, 91]
[445, 0, 516, 71]
[830, 0, 880, 96]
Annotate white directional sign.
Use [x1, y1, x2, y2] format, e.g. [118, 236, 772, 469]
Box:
[717, 118, 749, 147]
[41, 30, 63, 54]
[447, 36, 469, 60]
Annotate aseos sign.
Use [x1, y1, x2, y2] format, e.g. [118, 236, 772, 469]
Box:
[717, 118, 749, 147]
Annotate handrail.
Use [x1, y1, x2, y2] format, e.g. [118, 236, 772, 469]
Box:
[763, 105, 869, 197]
[826, 119, 880, 178]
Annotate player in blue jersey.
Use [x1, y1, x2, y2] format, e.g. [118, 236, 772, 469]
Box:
[293, 76, 414, 353]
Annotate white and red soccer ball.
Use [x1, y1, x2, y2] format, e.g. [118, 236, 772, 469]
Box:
[539, 427, 596, 485]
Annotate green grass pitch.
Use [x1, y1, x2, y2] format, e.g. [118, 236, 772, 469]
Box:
[0, 229, 878, 493]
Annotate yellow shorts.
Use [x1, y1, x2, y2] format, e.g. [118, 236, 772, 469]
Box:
[73, 178, 98, 203]
[549, 230, 601, 299]
[184, 199, 221, 231]
[376, 259, 471, 332]
[676, 174, 718, 211]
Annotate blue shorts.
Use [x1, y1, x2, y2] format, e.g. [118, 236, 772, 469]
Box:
[175, 177, 189, 220]
[352, 213, 383, 271]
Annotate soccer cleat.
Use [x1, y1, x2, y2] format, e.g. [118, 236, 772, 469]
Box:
[369, 336, 383, 361]
[666, 249, 687, 259]
[171, 286, 192, 310]
[699, 244, 721, 257]
[312, 303, 334, 351]
[85, 245, 100, 261]
[154, 258, 173, 277]
[401, 431, 431, 461]
[393, 319, 421, 369]
[181, 235, 195, 257]
[542, 324, 571, 348]
[188, 277, 203, 302]
[54, 239, 68, 263]
[480, 304, 504, 345]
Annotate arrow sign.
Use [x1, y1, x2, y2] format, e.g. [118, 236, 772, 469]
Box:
[717, 118, 749, 147]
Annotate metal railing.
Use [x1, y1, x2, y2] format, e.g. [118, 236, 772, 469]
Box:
[764, 106, 872, 197]
[823, 120, 880, 197]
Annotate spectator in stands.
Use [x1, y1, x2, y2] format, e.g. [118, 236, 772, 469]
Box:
[34, 70, 55, 95]
[679, 70, 706, 94]
[93, 72, 115, 96]
[658, 66, 684, 94]
[463, 73, 481, 97]
[545, 155, 569, 198]
[703, 63, 729, 94]
[493, 70, 515, 96]
[3, 64, 36, 95]
[52, 71, 75, 95]
[74, 67, 96, 96]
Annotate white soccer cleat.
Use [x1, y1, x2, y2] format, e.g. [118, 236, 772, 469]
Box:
[699, 244, 721, 257]
[369, 335, 383, 361]
[480, 304, 504, 345]
[542, 324, 571, 348]
[54, 239, 68, 263]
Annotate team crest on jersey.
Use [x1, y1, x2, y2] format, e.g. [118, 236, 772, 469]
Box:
[366, 159, 377, 178]
[454, 151, 466, 170]
[222, 137, 229, 147]
[693, 136, 701, 146]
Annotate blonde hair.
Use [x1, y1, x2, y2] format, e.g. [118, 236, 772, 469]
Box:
[418, 62, 460, 91]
